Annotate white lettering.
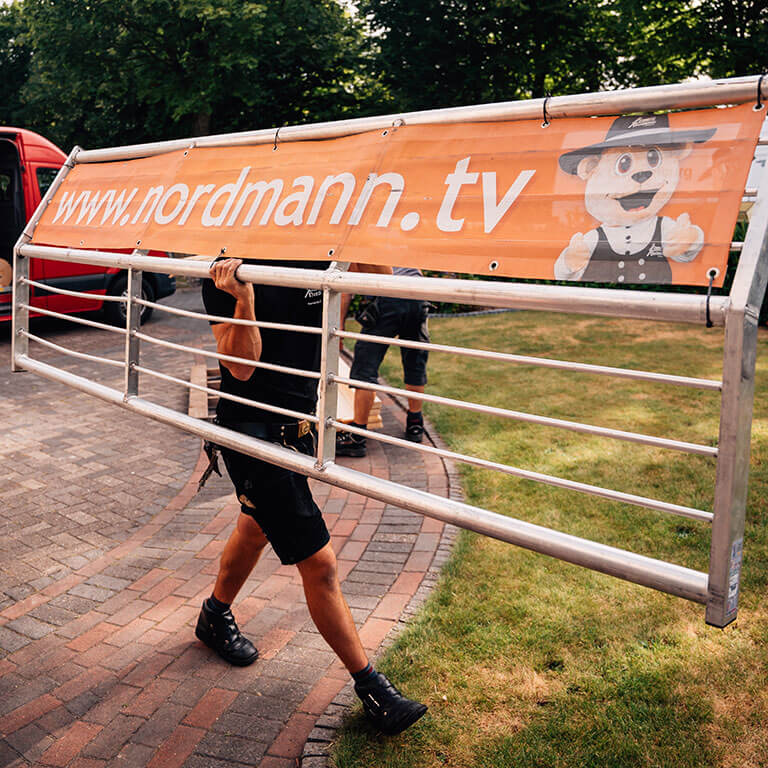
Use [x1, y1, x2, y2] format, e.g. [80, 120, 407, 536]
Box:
[437, 157, 478, 232]
[131, 186, 164, 224]
[202, 168, 250, 227]
[238, 180, 284, 226]
[52, 190, 88, 224]
[178, 184, 215, 225]
[155, 184, 190, 225]
[306, 173, 356, 225]
[481, 170, 535, 233]
[347, 172, 404, 227]
[274, 176, 314, 226]
[75, 191, 114, 225]
[102, 188, 138, 225]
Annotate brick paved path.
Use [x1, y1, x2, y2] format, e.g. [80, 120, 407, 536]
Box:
[0, 289, 459, 767]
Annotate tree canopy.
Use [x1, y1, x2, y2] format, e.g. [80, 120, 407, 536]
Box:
[7, 0, 371, 149]
[0, 0, 765, 151]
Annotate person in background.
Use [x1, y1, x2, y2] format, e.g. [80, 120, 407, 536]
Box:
[336, 267, 430, 458]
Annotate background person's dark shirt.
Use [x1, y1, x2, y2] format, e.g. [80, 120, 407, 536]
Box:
[201, 260, 329, 424]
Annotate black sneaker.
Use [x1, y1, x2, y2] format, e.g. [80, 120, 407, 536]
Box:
[195, 601, 259, 666]
[354, 671, 427, 735]
[405, 419, 424, 443]
[336, 429, 367, 457]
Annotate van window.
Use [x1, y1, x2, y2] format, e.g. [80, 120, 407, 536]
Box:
[36, 167, 59, 198]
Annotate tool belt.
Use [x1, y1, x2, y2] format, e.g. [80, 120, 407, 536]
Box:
[197, 419, 313, 492]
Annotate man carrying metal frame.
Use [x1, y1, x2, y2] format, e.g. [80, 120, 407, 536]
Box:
[195, 257, 427, 736]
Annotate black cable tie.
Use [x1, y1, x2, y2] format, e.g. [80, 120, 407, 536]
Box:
[705, 269, 716, 328]
[756, 73, 766, 111]
[542, 91, 552, 128]
[273, 126, 281, 151]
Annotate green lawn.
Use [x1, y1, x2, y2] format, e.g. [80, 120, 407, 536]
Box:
[334, 310, 768, 768]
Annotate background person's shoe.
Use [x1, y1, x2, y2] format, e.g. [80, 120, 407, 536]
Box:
[354, 671, 427, 735]
[195, 601, 259, 666]
[405, 420, 424, 443]
[336, 429, 367, 457]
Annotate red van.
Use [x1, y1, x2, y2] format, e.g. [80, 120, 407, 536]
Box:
[0, 127, 175, 324]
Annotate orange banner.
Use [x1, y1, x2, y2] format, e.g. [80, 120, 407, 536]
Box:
[33, 103, 763, 286]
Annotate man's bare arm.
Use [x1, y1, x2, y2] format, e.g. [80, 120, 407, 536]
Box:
[350, 263, 392, 275]
[210, 259, 262, 381]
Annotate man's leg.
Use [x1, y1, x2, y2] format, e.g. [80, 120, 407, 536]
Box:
[296, 541, 368, 673]
[405, 384, 424, 415]
[296, 542, 427, 734]
[353, 388, 376, 430]
[196, 513, 267, 666]
[401, 301, 429, 443]
[213, 512, 269, 603]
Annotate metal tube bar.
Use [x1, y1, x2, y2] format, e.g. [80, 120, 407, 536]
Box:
[21, 331, 125, 369]
[316, 264, 346, 467]
[22, 278, 125, 303]
[19, 245, 730, 326]
[18, 303, 127, 335]
[133, 331, 321, 380]
[706, 151, 768, 627]
[133, 365, 319, 424]
[11, 242, 30, 371]
[332, 375, 718, 457]
[125, 265, 142, 398]
[74, 76, 766, 163]
[12, 145, 81, 372]
[336, 329, 722, 391]
[13, 354, 710, 604]
[331, 420, 713, 523]
[134, 297, 322, 334]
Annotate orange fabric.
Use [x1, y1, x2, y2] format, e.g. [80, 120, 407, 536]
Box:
[33, 103, 762, 286]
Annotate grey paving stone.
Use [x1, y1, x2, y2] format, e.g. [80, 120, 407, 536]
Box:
[210, 712, 282, 743]
[0, 626, 29, 653]
[5, 616, 56, 640]
[194, 732, 268, 765]
[27, 603, 79, 627]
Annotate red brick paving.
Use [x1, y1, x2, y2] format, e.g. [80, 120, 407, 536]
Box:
[0, 304, 459, 767]
[37, 722, 103, 766]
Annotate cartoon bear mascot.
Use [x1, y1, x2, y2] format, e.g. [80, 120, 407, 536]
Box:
[554, 114, 715, 284]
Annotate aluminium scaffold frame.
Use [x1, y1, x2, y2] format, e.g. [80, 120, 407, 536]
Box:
[12, 75, 768, 628]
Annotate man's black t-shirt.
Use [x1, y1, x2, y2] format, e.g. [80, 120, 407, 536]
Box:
[202, 260, 329, 424]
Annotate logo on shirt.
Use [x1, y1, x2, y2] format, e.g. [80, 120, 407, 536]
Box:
[304, 288, 322, 305]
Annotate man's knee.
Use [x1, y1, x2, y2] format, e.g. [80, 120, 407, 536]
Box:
[297, 543, 338, 590]
[237, 513, 269, 549]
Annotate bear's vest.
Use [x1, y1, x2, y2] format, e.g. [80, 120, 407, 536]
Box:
[581, 217, 672, 284]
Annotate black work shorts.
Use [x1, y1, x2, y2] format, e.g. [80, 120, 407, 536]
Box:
[350, 297, 429, 386]
[218, 423, 330, 566]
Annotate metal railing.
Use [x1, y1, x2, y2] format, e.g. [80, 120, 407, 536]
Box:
[11, 75, 768, 628]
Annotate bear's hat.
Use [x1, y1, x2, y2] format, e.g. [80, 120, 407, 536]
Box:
[558, 113, 715, 175]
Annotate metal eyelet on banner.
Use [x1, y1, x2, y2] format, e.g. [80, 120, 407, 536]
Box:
[392, 117, 405, 131]
[542, 92, 552, 128]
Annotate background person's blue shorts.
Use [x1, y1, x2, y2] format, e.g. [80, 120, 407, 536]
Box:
[350, 297, 429, 386]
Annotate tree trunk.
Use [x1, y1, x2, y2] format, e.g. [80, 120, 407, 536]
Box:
[192, 111, 212, 136]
